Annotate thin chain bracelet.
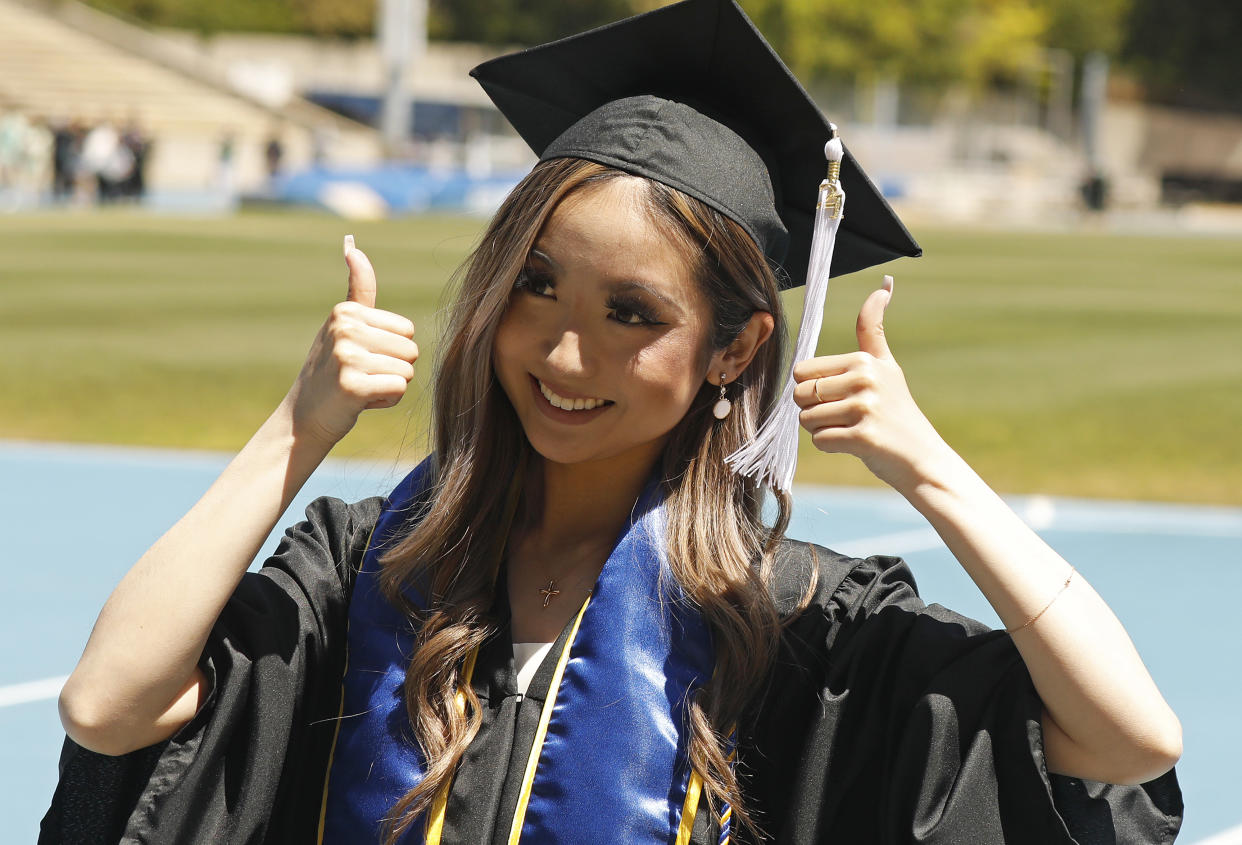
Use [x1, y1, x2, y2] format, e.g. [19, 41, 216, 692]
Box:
[1005, 566, 1076, 634]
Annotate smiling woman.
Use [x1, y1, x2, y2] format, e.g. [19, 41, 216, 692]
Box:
[42, 1, 1182, 844]
[492, 173, 771, 473]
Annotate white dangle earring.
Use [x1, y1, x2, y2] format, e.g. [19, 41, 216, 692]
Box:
[713, 372, 732, 420]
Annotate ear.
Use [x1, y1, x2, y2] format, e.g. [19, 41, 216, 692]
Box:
[707, 311, 775, 385]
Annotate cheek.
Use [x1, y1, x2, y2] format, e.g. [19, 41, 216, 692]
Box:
[494, 298, 531, 355]
[491, 316, 510, 370]
[494, 296, 554, 356]
[492, 308, 526, 389]
[630, 334, 709, 407]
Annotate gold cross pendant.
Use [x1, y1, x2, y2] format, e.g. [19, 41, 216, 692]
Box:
[539, 580, 561, 608]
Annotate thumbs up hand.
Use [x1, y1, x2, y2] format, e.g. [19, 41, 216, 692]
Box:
[283, 235, 419, 449]
[792, 276, 952, 492]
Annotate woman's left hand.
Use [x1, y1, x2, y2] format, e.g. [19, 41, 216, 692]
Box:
[796, 279, 1184, 785]
[792, 277, 953, 492]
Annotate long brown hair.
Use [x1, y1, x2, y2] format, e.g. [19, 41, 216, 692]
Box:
[375, 157, 810, 843]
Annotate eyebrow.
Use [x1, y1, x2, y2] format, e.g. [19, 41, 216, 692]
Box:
[529, 247, 682, 310]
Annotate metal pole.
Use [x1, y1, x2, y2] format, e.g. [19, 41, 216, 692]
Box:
[379, 0, 411, 157]
[1080, 51, 1110, 210]
[1081, 51, 1109, 173]
[411, 0, 427, 145]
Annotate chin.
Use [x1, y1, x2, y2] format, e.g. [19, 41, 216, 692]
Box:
[523, 432, 613, 467]
[526, 425, 672, 475]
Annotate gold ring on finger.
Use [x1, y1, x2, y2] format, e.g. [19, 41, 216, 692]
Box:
[813, 377, 826, 403]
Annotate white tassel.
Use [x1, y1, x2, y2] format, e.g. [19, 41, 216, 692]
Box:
[726, 129, 846, 493]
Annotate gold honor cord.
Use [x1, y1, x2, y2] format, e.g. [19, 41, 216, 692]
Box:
[505, 595, 594, 844]
[674, 770, 704, 845]
[425, 647, 480, 844]
[316, 521, 381, 845]
[315, 632, 353, 844]
[315, 517, 478, 845]
[719, 737, 738, 845]
[674, 722, 739, 845]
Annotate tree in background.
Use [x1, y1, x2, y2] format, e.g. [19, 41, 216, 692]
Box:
[427, 0, 633, 44]
[649, 0, 1129, 91]
[86, 0, 1242, 119]
[742, 0, 1046, 91]
[296, 0, 373, 37]
[88, 0, 628, 41]
[1036, 0, 1130, 58]
[1122, 0, 1242, 113]
[88, 0, 1128, 79]
[86, 0, 374, 37]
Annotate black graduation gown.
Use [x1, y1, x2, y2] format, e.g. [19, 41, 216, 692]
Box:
[40, 496, 1184, 844]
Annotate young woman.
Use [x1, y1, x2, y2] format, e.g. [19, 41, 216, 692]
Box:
[43, 2, 1182, 843]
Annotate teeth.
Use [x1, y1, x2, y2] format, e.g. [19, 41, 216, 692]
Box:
[539, 379, 608, 412]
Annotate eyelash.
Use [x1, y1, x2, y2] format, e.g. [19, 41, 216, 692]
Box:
[513, 267, 664, 327]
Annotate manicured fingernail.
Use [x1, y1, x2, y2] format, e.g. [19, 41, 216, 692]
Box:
[883, 274, 894, 293]
[343, 234, 354, 258]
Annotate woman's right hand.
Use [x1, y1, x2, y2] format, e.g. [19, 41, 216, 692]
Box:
[60, 235, 418, 755]
[284, 235, 419, 449]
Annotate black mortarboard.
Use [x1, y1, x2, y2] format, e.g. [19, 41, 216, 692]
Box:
[471, 0, 922, 490]
[469, 0, 921, 290]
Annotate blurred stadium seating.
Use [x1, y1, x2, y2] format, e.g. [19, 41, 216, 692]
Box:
[0, 0, 381, 203]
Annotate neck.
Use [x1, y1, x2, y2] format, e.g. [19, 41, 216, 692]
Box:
[521, 447, 661, 559]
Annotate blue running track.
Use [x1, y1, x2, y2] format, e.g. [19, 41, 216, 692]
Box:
[2, 440, 1239, 843]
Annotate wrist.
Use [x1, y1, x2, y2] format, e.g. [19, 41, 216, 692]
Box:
[257, 399, 335, 496]
[273, 392, 342, 459]
[875, 430, 963, 496]
[892, 443, 985, 514]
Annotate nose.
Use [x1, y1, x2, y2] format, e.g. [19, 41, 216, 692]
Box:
[545, 326, 592, 378]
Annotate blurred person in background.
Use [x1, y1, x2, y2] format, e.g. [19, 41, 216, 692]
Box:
[216, 129, 237, 196]
[119, 114, 151, 202]
[79, 117, 134, 205]
[0, 111, 27, 190]
[312, 125, 333, 167]
[50, 117, 81, 203]
[0, 111, 52, 208]
[264, 126, 284, 184]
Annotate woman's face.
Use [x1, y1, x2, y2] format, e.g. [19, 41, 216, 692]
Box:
[492, 177, 716, 473]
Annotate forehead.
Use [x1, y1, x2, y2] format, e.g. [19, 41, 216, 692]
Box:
[534, 178, 699, 292]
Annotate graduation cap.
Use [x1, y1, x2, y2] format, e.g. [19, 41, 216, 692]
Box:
[470, 0, 921, 491]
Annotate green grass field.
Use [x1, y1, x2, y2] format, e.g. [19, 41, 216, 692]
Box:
[2, 209, 1239, 504]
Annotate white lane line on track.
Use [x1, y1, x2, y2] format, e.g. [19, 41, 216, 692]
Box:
[0, 675, 69, 708]
[834, 528, 945, 559]
[1192, 822, 1242, 845]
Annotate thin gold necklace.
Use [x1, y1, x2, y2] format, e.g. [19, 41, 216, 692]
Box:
[536, 561, 603, 608]
[510, 535, 605, 608]
[538, 579, 561, 607]
[538, 573, 600, 607]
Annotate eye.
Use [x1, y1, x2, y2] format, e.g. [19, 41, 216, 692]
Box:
[607, 295, 663, 327]
[515, 266, 555, 298]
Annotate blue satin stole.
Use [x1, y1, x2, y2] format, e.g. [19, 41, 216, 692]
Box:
[319, 459, 716, 843]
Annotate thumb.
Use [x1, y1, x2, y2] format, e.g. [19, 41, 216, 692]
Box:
[343, 234, 377, 308]
[856, 274, 894, 360]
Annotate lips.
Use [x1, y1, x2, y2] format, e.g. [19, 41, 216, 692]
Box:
[526, 375, 614, 424]
[537, 378, 611, 411]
